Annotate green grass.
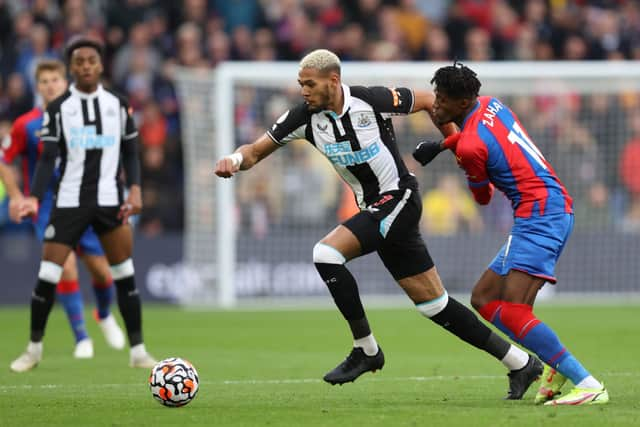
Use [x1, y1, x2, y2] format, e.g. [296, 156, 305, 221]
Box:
[0, 304, 638, 426]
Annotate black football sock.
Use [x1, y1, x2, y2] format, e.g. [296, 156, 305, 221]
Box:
[430, 297, 510, 360]
[315, 263, 371, 339]
[115, 276, 143, 346]
[30, 279, 57, 342]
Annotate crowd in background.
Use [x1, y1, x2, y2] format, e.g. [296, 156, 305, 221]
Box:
[0, 0, 639, 238]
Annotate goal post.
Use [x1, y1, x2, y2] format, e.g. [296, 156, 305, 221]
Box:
[175, 61, 640, 308]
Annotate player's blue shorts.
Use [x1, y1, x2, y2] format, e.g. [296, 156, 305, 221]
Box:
[33, 196, 105, 257]
[488, 213, 574, 284]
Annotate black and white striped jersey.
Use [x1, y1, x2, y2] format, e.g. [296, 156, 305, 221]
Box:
[39, 84, 138, 207]
[267, 84, 417, 209]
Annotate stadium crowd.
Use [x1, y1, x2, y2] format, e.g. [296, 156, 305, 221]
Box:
[0, 0, 639, 237]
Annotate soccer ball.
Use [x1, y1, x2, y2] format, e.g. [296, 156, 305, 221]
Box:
[149, 357, 199, 407]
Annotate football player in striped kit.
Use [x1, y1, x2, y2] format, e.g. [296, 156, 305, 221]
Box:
[216, 49, 543, 399]
[1, 59, 125, 363]
[10, 38, 156, 372]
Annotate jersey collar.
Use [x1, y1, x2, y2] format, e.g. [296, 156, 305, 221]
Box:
[323, 84, 350, 119]
[70, 83, 104, 99]
[461, 100, 481, 130]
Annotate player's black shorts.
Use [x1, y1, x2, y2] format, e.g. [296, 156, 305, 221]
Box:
[43, 206, 122, 248]
[343, 188, 434, 280]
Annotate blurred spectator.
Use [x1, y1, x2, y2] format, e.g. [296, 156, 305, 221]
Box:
[0, 0, 637, 237]
[139, 102, 168, 148]
[619, 111, 640, 232]
[1, 73, 31, 122]
[421, 174, 483, 236]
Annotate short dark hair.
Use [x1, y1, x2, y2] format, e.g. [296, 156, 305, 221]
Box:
[430, 62, 481, 99]
[65, 36, 104, 64]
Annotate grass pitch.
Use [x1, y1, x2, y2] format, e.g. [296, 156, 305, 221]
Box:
[0, 304, 638, 426]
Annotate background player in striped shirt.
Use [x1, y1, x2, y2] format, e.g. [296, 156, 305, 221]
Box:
[10, 38, 156, 372]
[216, 49, 545, 400]
[413, 63, 608, 406]
[0, 59, 125, 362]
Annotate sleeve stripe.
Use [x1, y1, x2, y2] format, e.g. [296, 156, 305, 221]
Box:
[40, 136, 58, 141]
[123, 131, 138, 140]
[266, 131, 285, 146]
[408, 89, 415, 113]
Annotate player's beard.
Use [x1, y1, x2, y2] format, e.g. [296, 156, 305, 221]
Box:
[311, 84, 331, 112]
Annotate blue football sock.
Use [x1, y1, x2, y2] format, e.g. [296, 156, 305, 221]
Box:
[92, 281, 114, 320]
[519, 322, 590, 385]
[57, 280, 89, 343]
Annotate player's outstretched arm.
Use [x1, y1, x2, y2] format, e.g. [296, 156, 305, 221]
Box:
[214, 133, 281, 178]
[0, 162, 25, 222]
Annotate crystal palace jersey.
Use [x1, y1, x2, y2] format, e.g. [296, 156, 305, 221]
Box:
[267, 84, 417, 209]
[39, 84, 138, 208]
[0, 107, 57, 198]
[454, 96, 573, 218]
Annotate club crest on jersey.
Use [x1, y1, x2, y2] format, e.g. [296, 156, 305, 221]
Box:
[44, 225, 55, 239]
[356, 114, 372, 128]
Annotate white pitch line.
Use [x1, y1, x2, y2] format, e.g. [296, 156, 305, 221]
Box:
[0, 372, 637, 391]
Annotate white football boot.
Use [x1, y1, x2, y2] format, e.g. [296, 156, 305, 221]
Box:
[73, 338, 94, 359]
[97, 313, 126, 350]
[10, 342, 43, 372]
[130, 343, 157, 369]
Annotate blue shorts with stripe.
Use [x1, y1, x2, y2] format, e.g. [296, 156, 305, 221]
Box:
[489, 213, 574, 284]
[343, 188, 434, 280]
[33, 195, 105, 257]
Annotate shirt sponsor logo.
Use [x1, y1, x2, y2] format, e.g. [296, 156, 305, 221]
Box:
[324, 140, 381, 166]
[69, 126, 116, 149]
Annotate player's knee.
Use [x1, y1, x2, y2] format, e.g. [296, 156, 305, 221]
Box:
[416, 290, 449, 318]
[38, 261, 64, 284]
[110, 258, 135, 280]
[312, 242, 346, 265]
[498, 302, 540, 339]
[470, 289, 488, 312]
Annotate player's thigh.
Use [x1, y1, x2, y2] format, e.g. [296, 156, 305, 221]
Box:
[42, 207, 92, 265]
[76, 226, 111, 282]
[319, 224, 362, 261]
[92, 207, 133, 265]
[341, 188, 418, 259]
[502, 270, 544, 306]
[470, 269, 505, 309]
[60, 251, 79, 281]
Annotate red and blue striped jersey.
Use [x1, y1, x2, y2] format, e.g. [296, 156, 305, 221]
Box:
[452, 96, 572, 218]
[0, 107, 56, 197]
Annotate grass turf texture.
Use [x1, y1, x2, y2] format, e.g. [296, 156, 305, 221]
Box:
[0, 304, 638, 426]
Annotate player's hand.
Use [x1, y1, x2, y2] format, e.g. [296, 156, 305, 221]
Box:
[214, 153, 242, 178]
[412, 140, 446, 166]
[119, 185, 142, 224]
[18, 196, 38, 220]
[8, 195, 26, 223]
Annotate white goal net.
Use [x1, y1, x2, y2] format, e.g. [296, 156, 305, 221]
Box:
[175, 61, 640, 307]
